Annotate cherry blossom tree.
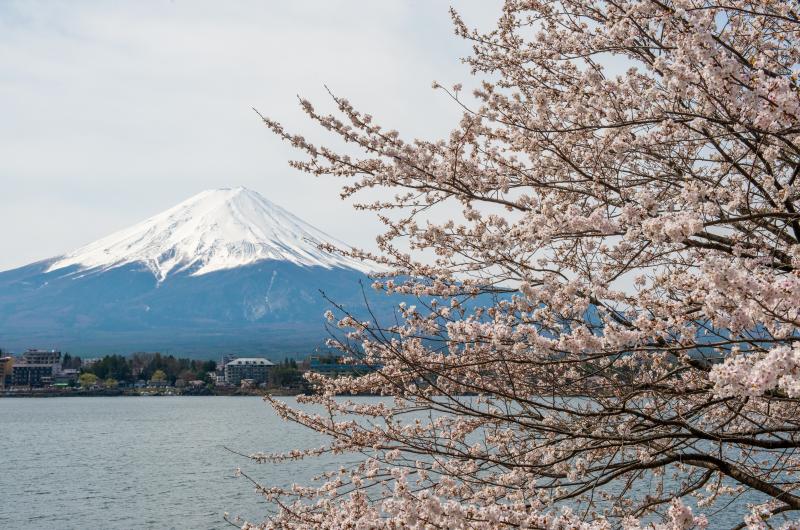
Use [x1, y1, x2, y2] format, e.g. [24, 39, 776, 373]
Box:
[240, 0, 800, 527]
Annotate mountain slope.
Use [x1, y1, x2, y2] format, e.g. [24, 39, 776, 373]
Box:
[49, 187, 372, 280]
[0, 188, 387, 358]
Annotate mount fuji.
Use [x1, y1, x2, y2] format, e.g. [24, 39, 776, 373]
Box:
[0, 188, 387, 358]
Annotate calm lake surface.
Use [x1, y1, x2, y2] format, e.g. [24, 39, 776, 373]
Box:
[0, 396, 334, 530]
[0, 396, 776, 529]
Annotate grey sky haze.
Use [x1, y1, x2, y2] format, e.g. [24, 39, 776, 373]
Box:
[0, 1, 500, 271]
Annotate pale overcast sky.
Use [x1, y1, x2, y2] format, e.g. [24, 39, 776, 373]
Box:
[0, 1, 501, 271]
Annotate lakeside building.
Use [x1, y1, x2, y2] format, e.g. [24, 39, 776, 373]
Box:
[21, 349, 62, 365]
[54, 369, 79, 386]
[0, 356, 12, 389]
[12, 350, 62, 388]
[306, 355, 374, 377]
[224, 358, 274, 386]
[214, 354, 238, 386]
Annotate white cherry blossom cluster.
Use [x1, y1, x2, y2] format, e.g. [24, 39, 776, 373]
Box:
[241, 0, 800, 527]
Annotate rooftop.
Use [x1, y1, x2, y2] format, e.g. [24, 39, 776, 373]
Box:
[227, 358, 275, 366]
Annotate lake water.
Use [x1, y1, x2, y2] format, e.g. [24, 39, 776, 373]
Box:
[0, 396, 778, 529]
[0, 396, 334, 530]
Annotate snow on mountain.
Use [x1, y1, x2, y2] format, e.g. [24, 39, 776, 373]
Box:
[47, 187, 373, 280]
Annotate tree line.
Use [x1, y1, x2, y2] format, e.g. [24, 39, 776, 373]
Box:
[77, 353, 217, 385]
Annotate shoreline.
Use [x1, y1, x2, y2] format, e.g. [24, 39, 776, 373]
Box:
[0, 388, 307, 398]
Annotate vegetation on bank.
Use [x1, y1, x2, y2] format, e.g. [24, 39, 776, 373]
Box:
[66, 353, 301, 388]
[75, 353, 217, 385]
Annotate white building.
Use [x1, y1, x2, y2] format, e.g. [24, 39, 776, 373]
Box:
[224, 357, 274, 386]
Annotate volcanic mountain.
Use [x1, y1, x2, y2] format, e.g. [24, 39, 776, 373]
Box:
[0, 188, 384, 358]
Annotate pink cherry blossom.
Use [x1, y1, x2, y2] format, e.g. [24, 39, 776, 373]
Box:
[240, 0, 800, 527]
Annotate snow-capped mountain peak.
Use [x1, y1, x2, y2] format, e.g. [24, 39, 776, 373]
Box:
[47, 187, 373, 280]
